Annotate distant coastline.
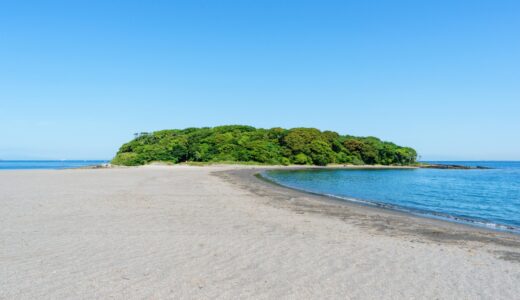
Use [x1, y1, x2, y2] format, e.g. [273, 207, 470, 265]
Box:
[0, 160, 490, 171]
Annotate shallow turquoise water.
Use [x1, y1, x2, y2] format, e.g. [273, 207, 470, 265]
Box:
[0, 160, 108, 170]
[264, 162, 520, 233]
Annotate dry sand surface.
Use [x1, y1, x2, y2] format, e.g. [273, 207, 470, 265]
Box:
[1, 165, 520, 299]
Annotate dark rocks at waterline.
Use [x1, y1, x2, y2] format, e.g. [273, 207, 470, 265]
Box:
[420, 164, 491, 170]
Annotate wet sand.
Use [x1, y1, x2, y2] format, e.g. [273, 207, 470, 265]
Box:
[1, 165, 519, 299]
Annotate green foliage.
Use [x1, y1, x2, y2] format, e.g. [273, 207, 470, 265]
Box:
[307, 140, 336, 166]
[112, 125, 417, 166]
[293, 153, 311, 165]
[111, 152, 143, 166]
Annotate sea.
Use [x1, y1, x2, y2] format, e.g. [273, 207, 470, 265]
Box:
[264, 161, 520, 234]
[0, 160, 108, 170]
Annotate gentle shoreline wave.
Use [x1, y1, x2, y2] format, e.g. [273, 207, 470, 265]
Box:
[261, 170, 520, 234]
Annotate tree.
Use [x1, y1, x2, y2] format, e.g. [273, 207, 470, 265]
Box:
[111, 125, 417, 166]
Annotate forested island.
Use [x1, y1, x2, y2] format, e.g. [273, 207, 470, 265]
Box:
[112, 125, 417, 166]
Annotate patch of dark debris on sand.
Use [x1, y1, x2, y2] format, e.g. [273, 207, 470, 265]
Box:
[494, 251, 520, 263]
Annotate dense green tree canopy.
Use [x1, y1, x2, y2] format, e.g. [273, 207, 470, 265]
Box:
[112, 125, 417, 166]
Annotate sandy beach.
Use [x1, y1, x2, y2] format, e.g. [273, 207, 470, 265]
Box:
[1, 165, 519, 299]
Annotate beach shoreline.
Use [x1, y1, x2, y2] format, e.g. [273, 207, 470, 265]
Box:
[2, 165, 519, 298]
[215, 167, 520, 246]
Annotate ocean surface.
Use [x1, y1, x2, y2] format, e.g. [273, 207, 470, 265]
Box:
[264, 162, 520, 233]
[0, 160, 108, 170]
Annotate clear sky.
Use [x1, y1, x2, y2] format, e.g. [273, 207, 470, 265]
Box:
[1, 0, 519, 160]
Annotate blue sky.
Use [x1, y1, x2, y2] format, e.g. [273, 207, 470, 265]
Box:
[1, 0, 519, 160]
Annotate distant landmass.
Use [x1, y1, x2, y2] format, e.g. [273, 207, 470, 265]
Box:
[111, 125, 417, 166]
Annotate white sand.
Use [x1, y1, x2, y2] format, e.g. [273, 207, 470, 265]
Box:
[1, 165, 519, 299]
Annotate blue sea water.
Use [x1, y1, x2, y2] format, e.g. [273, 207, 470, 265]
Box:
[0, 160, 108, 170]
[264, 162, 520, 233]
